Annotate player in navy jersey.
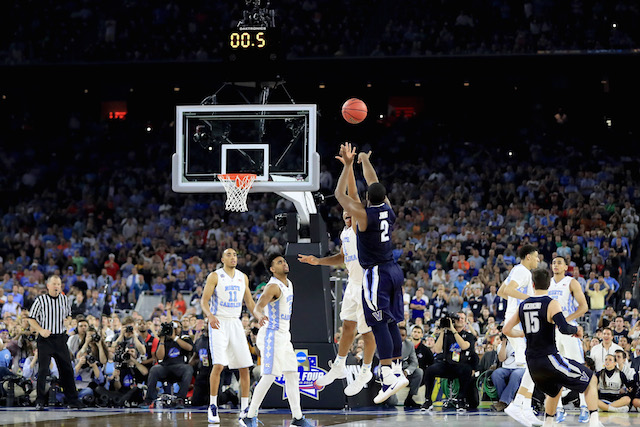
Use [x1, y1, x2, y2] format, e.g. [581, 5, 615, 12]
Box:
[503, 269, 604, 427]
[334, 142, 408, 404]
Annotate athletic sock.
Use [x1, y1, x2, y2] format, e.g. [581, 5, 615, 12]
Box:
[210, 395, 217, 406]
[284, 372, 303, 419]
[247, 375, 275, 418]
[579, 393, 587, 407]
[241, 397, 249, 411]
[362, 362, 372, 371]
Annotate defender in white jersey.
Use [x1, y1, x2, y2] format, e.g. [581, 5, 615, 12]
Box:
[549, 256, 590, 423]
[201, 248, 255, 424]
[498, 244, 542, 427]
[242, 253, 313, 427]
[298, 207, 376, 396]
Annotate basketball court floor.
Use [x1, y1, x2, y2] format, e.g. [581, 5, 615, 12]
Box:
[1, 406, 638, 426]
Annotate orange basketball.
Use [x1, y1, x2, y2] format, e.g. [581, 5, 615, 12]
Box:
[341, 98, 367, 124]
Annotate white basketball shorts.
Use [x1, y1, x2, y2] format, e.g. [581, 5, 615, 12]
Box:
[256, 327, 298, 376]
[555, 329, 586, 363]
[208, 317, 254, 369]
[340, 279, 372, 334]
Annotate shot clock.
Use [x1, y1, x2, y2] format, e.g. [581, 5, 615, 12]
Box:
[227, 26, 280, 62]
[230, 27, 267, 49]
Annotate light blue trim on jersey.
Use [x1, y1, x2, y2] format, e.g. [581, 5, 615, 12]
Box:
[207, 325, 216, 365]
[267, 297, 280, 331]
[263, 328, 276, 375]
[211, 293, 218, 315]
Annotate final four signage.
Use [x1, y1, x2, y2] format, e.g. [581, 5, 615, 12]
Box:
[274, 349, 327, 400]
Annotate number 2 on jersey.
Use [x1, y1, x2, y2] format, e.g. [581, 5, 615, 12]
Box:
[380, 219, 389, 242]
[523, 311, 540, 333]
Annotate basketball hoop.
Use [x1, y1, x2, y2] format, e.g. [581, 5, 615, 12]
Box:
[218, 173, 257, 212]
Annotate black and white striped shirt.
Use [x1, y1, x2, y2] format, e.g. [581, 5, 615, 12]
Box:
[29, 293, 72, 334]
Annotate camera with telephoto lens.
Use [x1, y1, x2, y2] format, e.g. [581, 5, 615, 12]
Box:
[91, 332, 101, 342]
[113, 342, 130, 368]
[82, 352, 97, 369]
[125, 325, 134, 334]
[439, 311, 460, 330]
[158, 322, 174, 338]
[250, 327, 260, 335]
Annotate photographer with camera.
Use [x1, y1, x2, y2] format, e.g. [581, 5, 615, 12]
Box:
[421, 311, 477, 411]
[67, 317, 90, 358]
[140, 320, 193, 409]
[73, 342, 105, 402]
[113, 316, 146, 357]
[109, 342, 148, 406]
[136, 318, 159, 371]
[76, 326, 108, 366]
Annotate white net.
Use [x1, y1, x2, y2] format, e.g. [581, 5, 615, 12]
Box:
[218, 174, 257, 212]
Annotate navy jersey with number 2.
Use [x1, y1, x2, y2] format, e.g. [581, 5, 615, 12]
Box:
[357, 203, 404, 325]
[357, 203, 395, 269]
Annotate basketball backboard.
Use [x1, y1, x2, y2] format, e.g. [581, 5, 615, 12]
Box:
[172, 104, 319, 193]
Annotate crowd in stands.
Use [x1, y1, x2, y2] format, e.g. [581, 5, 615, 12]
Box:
[2, 0, 640, 64]
[1, 94, 640, 409]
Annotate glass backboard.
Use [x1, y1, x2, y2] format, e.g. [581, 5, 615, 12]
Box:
[172, 104, 319, 193]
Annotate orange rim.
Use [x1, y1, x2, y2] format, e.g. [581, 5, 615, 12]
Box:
[218, 173, 257, 188]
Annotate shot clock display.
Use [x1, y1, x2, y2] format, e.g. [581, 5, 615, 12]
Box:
[227, 27, 280, 63]
[230, 28, 267, 49]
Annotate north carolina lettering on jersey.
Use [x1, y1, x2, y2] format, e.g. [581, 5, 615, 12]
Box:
[219, 301, 242, 308]
[344, 254, 358, 263]
[224, 285, 241, 291]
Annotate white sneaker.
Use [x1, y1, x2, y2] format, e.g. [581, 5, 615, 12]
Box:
[505, 403, 532, 427]
[608, 405, 629, 413]
[314, 360, 347, 388]
[373, 370, 409, 404]
[208, 404, 220, 423]
[344, 368, 373, 396]
[522, 407, 543, 427]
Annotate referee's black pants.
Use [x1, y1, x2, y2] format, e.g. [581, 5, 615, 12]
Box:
[36, 334, 79, 404]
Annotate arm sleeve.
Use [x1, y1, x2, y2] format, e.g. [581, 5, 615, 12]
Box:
[552, 312, 578, 335]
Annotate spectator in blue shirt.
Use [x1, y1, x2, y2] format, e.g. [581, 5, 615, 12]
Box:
[410, 287, 428, 322]
[603, 269, 621, 307]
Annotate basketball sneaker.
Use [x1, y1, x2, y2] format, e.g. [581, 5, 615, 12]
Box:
[608, 405, 629, 413]
[291, 416, 314, 427]
[238, 408, 249, 427]
[344, 367, 373, 396]
[522, 406, 543, 426]
[556, 407, 566, 423]
[315, 359, 347, 388]
[373, 366, 409, 404]
[208, 404, 220, 423]
[242, 416, 262, 427]
[578, 406, 590, 423]
[505, 403, 533, 427]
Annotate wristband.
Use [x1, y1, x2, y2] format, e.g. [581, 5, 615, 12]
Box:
[158, 342, 164, 345]
[174, 336, 179, 342]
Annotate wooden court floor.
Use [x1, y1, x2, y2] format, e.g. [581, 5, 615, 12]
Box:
[0, 407, 638, 427]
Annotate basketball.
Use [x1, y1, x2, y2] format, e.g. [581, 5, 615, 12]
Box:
[341, 98, 368, 124]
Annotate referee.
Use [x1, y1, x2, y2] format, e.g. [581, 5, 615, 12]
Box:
[27, 275, 85, 410]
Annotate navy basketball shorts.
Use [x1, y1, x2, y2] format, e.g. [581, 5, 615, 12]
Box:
[361, 261, 404, 326]
[527, 352, 593, 397]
